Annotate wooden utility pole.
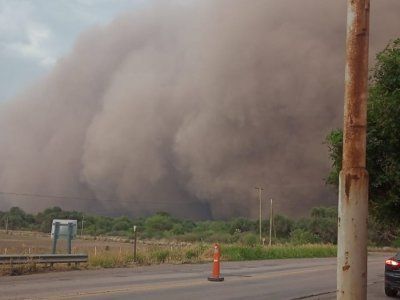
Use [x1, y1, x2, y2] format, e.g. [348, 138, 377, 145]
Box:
[269, 199, 273, 246]
[337, 0, 370, 299]
[5, 217, 8, 234]
[273, 203, 277, 240]
[254, 187, 264, 243]
[133, 225, 137, 262]
[80, 215, 85, 236]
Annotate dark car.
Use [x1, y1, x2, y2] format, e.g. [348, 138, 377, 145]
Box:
[385, 252, 400, 297]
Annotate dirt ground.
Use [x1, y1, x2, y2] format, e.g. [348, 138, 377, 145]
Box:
[0, 230, 193, 256]
[0, 230, 137, 255]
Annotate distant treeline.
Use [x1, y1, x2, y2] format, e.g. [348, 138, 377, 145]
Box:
[0, 206, 397, 247]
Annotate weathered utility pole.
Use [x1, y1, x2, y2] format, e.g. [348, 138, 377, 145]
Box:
[269, 199, 273, 246]
[5, 217, 8, 234]
[80, 215, 85, 236]
[337, 0, 370, 299]
[255, 187, 264, 243]
[133, 225, 137, 262]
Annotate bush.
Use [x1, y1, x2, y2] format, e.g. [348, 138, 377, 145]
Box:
[151, 249, 170, 263]
[171, 223, 185, 235]
[185, 248, 200, 260]
[290, 229, 319, 245]
[144, 213, 175, 232]
[175, 232, 204, 242]
[207, 232, 237, 243]
[240, 233, 258, 247]
[274, 215, 294, 238]
[177, 231, 237, 243]
[392, 237, 400, 248]
[112, 221, 131, 231]
[229, 218, 256, 234]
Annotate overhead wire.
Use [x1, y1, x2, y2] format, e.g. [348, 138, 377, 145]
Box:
[0, 191, 197, 205]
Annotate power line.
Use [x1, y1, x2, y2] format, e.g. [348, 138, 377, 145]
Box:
[0, 191, 199, 205]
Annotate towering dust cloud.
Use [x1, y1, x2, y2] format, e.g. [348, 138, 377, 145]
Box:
[0, 1, 399, 219]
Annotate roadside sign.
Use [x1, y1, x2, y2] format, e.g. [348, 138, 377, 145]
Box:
[51, 219, 77, 240]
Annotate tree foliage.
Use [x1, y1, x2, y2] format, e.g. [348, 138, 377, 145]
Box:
[326, 39, 400, 226]
[0, 206, 345, 244]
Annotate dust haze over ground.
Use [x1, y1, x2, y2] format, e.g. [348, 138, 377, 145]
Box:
[0, 0, 399, 219]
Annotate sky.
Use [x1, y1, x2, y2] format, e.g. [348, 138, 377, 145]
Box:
[0, 0, 145, 102]
[0, 0, 399, 218]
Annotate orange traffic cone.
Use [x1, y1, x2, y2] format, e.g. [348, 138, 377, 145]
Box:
[208, 243, 224, 282]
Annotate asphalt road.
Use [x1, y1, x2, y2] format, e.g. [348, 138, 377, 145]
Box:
[0, 253, 396, 300]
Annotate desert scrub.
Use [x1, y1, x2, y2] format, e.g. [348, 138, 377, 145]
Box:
[0, 262, 81, 276]
[89, 252, 134, 268]
[239, 233, 258, 247]
[142, 244, 211, 264]
[184, 244, 209, 262]
[150, 249, 170, 263]
[87, 244, 213, 268]
[0, 262, 39, 276]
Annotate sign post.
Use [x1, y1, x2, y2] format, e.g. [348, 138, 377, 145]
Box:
[52, 222, 60, 254]
[51, 219, 77, 254]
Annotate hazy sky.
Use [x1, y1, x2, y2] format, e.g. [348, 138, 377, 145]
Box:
[0, 0, 145, 101]
[0, 0, 398, 219]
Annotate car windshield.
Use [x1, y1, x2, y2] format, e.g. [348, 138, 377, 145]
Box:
[396, 253, 400, 260]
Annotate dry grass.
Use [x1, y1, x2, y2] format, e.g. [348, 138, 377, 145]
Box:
[2, 230, 385, 277]
[88, 244, 212, 268]
[0, 230, 137, 255]
[0, 230, 212, 274]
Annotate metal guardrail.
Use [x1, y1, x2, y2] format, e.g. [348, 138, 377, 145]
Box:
[0, 254, 88, 265]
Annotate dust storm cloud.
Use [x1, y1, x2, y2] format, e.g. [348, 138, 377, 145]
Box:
[0, 0, 399, 219]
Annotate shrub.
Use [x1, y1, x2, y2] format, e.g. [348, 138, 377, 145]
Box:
[151, 249, 170, 263]
[240, 233, 258, 247]
[290, 229, 319, 245]
[392, 237, 400, 248]
[229, 218, 256, 234]
[172, 223, 185, 235]
[185, 249, 199, 260]
[144, 213, 175, 232]
[112, 221, 131, 231]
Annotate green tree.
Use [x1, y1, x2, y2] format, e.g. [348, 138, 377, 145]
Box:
[290, 228, 319, 245]
[229, 217, 256, 234]
[273, 214, 294, 238]
[112, 220, 131, 231]
[35, 206, 81, 232]
[292, 207, 337, 244]
[144, 213, 175, 232]
[1, 207, 35, 229]
[326, 39, 400, 226]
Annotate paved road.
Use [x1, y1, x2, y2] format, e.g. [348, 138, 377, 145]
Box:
[0, 253, 396, 300]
